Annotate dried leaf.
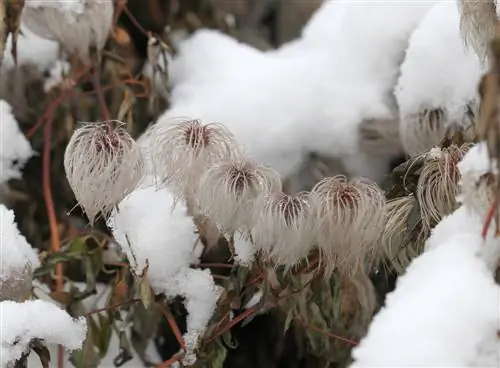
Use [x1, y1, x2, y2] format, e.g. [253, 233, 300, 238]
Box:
[32, 340, 51, 368]
[138, 277, 153, 310]
[49, 290, 72, 305]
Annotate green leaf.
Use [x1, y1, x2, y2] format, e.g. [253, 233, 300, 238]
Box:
[221, 330, 238, 349]
[211, 342, 227, 368]
[70, 323, 101, 368]
[97, 315, 112, 357]
[283, 310, 294, 335]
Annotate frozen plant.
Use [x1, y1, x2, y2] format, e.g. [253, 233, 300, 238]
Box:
[144, 118, 238, 203]
[64, 120, 145, 225]
[253, 191, 315, 269]
[381, 195, 420, 273]
[311, 176, 386, 276]
[197, 155, 281, 235]
[416, 144, 471, 230]
[23, 0, 113, 63]
[0, 204, 39, 302]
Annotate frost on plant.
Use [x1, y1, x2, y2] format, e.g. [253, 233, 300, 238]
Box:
[0, 205, 39, 302]
[253, 192, 314, 268]
[0, 299, 87, 367]
[197, 155, 281, 235]
[311, 176, 385, 276]
[23, 0, 113, 63]
[64, 120, 145, 225]
[144, 118, 238, 202]
[416, 144, 471, 230]
[0, 100, 33, 185]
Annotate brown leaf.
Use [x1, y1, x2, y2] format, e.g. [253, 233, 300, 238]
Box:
[50, 290, 73, 305]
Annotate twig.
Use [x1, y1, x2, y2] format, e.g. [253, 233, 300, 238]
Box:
[42, 103, 64, 368]
[303, 322, 358, 347]
[193, 263, 234, 269]
[157, 302, 186, 350]
[91, 64, 111, 121]
[84, 298, 140, 317]
[156, 352, 185, 368]
[206, 303, 262, 344]
[482, 195, 500, 238]
[123, 5, 149, 37]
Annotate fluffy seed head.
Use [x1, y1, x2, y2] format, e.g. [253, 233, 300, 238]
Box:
[145, 117, 238, 201]
[64, 120, 145, 225]
[401, 108, 447, 157]
[253, 192, 314, 269]
[381, 195, 423, 273]
[23, 0, 114, 63]
[458, 0, 497, 64]
[197, 156, 281, 234]
[311, 176, 386, 276]
[416, 144, 471, 230]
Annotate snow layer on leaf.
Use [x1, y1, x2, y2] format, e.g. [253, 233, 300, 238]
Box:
[0, 204, 39, 284]
[159, 0, 436, 183]
[107, 178, 199, 292]
[350, 230, 500, 367]
[0, 100, 33, 184]
[164, 267, 222, 364]
[396, 0, 484, 131]
[0, 299, 87, 367]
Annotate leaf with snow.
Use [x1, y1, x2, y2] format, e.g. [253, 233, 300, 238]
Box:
[0, 299, 87, 367]
[0, 204, 39, 301]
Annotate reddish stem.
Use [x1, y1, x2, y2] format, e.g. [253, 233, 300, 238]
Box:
[482, 195, 500, 239]
[42, 107, 64, 368]
[158, 303, 186, 350]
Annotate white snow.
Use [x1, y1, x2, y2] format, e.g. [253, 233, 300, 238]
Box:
[396, 0, 484, 153]
[107, 177, 223, 363]
[0, 100, 34, 185]
[25, 0, 85, 17]
[351, 229, 500, 367]
[107, 178, 199, 289]
[350, 141, 500, 367]
[2, 24, 59, 71]
[0, 299, 87, 367]
[0, 204, 39, 287]
[152, 0, 437, 185]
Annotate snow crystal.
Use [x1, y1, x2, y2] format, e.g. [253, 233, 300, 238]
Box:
[0, 299, 87, 367]
[0, 100, 34, 184]
[158, 0, 437, 184]
[107, 179, 199, 291]
[0, 204, 39, 301]
[350, 230, 500, 367]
